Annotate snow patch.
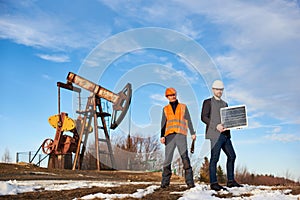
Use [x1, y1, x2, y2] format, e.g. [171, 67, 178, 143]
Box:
[1, 180, 300, 200]
[179, 184, 300, 200]
[79, 185, 159, 199]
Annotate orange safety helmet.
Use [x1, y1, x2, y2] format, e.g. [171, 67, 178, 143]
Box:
[165, 87, 177, 97]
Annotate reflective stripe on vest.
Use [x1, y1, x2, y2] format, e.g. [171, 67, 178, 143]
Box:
[164, 103, 188, 136]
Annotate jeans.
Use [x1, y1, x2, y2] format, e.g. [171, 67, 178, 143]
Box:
[161, 133, 194, 186]
[209, 134, 236, 184]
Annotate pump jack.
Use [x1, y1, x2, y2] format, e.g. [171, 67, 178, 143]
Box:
[41, 72, 132, 170]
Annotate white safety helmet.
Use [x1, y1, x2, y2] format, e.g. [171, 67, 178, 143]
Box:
[212, 80, 224, 89]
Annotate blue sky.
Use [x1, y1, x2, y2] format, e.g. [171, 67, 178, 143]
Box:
[1, 0, 300, 180]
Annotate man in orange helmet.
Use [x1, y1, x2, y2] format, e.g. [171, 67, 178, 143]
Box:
[160, 87, 196, 189]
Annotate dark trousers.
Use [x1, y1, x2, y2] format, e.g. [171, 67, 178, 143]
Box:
[209, 134, 236, 184]
[161, 133, 194, 186]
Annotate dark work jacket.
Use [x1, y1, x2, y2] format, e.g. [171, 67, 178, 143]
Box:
[201, 97, 231, 139]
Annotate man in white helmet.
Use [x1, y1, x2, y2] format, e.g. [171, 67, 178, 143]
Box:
[201, 80, 242, 191]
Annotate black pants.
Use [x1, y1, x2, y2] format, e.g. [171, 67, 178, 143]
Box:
[161, 133, 194, 186]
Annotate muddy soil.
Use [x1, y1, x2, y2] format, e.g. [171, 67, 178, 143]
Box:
[1, 163, 299, 200]
[0, 163, 186, 200]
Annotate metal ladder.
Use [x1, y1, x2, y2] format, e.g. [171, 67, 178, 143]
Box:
[72, 95, 116, 170]
[95, 97, 116, 170]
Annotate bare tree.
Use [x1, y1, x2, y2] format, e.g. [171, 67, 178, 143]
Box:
[112, 134, 162, 171]
[235, 165, 251, 183]
[2, 148, 11, 163]
[285, 169, 292, 185]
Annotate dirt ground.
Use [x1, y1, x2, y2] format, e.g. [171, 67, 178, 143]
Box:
[1, 163, 299, 200]
[0, 162, 187, 200]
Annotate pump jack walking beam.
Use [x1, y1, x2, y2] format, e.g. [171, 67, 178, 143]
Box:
[67, 72, 132, 129]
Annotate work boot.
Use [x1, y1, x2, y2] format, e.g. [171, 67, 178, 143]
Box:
[210, 183, 225, 191]
[227, 180, 243, 188]
[160, 184, 169, 189]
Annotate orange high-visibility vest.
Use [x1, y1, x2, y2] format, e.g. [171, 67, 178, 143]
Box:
[164, 103, 188, 136]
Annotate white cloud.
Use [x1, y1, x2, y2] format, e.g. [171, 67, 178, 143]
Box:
[184, 1, 300, 124]
[42, 74, 52, 80]
[271, 126, 282, 134]
[1, 0, 300, 125]
[100, 0, 300, 124]
[149, 93, 167, 105]
[36, 54, 70, 63]
[153, 64, 198, 85]
[99, 0, 203, 39]
[265, 133, 300, 143]
[0, 2, 111, 51]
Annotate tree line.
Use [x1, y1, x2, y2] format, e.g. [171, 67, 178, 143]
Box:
[2, 137, 299, 186]
[198, 156, 299, 186]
